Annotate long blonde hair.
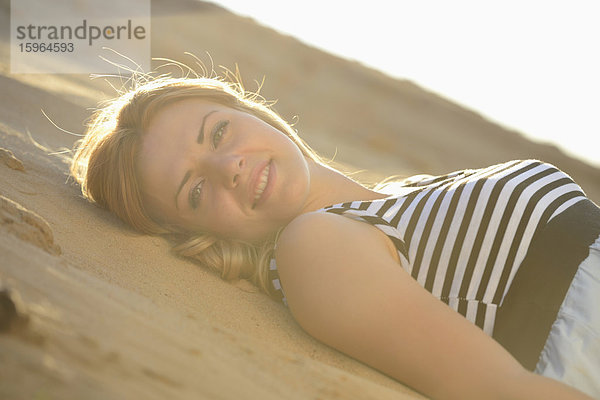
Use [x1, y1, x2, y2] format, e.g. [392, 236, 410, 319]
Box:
[70, 74, 325, 296]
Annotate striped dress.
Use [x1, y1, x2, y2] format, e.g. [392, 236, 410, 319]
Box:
[268, 159, 600, 369]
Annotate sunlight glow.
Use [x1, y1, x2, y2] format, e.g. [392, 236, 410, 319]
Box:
[211, 0, 600, 167]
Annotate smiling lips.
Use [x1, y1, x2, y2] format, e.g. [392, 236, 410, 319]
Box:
[252, 162, 271, 208]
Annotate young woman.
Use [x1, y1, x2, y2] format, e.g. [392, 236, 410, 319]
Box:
[70, 75, 600, 400]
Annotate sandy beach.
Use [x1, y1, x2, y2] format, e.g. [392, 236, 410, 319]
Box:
[1, 1, 599, 399]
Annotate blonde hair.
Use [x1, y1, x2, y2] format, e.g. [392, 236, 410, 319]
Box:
[70, 74, 325, 296]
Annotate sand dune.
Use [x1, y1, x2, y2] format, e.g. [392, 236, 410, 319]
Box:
[1, 1, 598, 399]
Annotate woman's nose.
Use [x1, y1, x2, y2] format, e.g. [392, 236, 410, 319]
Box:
[206, 153, 245, 189]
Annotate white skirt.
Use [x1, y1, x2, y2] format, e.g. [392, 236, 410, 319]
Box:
[535, 234, 600, 399]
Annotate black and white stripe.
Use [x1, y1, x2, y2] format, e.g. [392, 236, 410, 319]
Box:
[270, 160, 587, 336]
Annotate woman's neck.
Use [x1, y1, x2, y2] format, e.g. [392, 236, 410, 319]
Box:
[299, 159, 388, 215]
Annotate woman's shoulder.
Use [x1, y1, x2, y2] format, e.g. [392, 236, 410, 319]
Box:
[276, 211, 351, 255]
[274, 210, 400, 278]
[272, 209, 403, 316]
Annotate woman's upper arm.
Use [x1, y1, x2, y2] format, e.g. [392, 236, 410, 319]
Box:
[275, 212, 528, 400]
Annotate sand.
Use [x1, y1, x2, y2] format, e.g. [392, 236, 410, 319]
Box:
[1, 1, 598, 399]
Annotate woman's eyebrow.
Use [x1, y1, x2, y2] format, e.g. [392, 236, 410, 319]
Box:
[174, 170, 191, 210]
[174, 110, 218, 209]
[197, 110, 218, 144]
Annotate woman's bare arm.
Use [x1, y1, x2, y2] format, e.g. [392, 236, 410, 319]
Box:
[275, 212, 593, 400]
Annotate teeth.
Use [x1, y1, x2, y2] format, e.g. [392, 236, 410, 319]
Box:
[254, 164, 270, 201]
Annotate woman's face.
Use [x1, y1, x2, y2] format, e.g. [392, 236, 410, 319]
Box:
[137, 98, 312, 243]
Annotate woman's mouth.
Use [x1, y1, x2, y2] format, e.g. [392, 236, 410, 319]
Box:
[254, 164, 270, 200]
[252, 161, 274, 209]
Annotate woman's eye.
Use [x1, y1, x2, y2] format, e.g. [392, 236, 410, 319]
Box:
[212, 120, 229, 148]
[189, 181, 204, 210]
